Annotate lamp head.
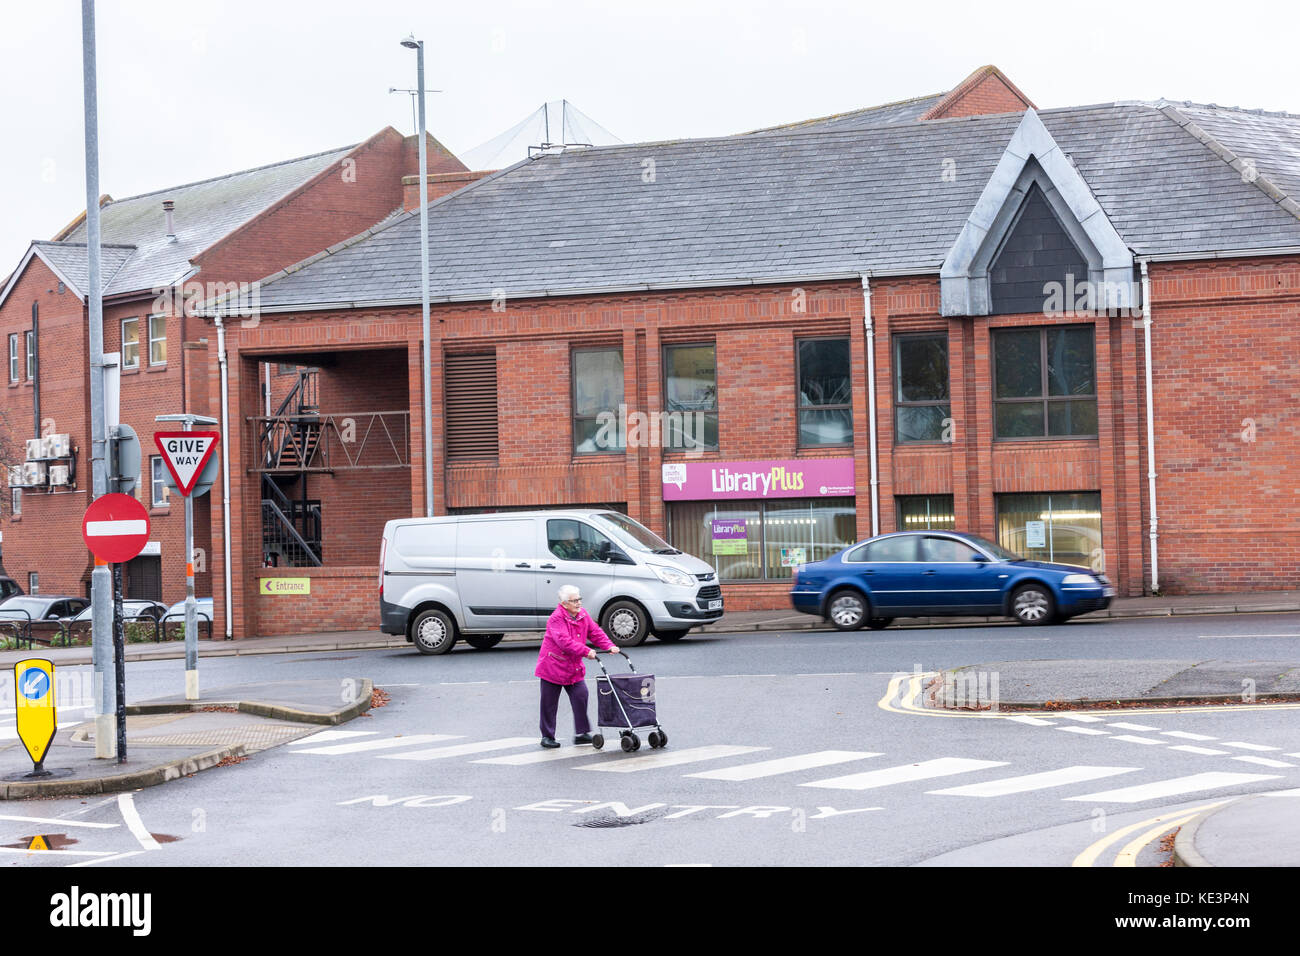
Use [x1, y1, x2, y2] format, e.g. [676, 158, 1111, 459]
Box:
[400, 35, 420, 50]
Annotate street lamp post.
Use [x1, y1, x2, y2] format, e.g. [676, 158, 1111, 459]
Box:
[401, 34, 435, 518]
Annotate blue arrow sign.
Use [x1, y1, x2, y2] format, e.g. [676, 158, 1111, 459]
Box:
[20, 667, 50, 701]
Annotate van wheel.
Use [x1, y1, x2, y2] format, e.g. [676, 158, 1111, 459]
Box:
[653, 629, 688, 643]
[411, 609, 458, 654]
[601, 601, 649, 647]
[465, 634, 503, 650]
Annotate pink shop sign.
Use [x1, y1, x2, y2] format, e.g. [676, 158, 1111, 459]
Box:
[662, 457, 856, 501]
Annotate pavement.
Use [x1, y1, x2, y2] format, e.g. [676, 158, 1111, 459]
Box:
[0, 586, 1297, 865]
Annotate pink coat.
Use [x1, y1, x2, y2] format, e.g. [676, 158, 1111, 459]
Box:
[534, 605, 616, 685]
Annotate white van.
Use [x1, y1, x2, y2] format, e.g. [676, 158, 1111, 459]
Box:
[379, 510, 723, 654]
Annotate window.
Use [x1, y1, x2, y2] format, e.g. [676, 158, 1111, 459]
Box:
[25, 330, 35, 380]
[122, 317, 140, 370]
[8, 334, 17, 382]
[797, 338, 852, 446]
[546, 519, 613, 563]
[897, 495, 956, 530]
[11, 488, 20, 517]
[993, 326, 1097, 438]
[996, 492, 1102, 569]
[150, 457, 167, 507]
[895, 333, 950, 443]
[663, 344, 718, 451]
[148, 314, 167, 366]
[572, 348, 624, 455]
[667, 498, 855, 581]
[28, 571, 38, 594]
[861, 534, 919, 562]
[921, 535, 982, 562]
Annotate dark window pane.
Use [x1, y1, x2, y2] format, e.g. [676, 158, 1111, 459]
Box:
[897, 495, 955, 530]
[995, 401, 1045, 438]
[662, 411, 717, 450]
[798, 339, 851, 407]
[1046, 327, 1095, 396]
[922, 536, 980, 562]
[799, 408, 853, 446]
[573, 350, 623, 417]
[994, 329, 1042, 398]
[665, 345, 716, 411]
[1047, 399, 1098, 437]
[896, 336, 949, 402]
[574, 416, 623, 454]
[896, 404, 951, 443]
[864, 535, 919, 562]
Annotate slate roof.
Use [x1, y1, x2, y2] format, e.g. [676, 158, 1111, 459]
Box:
[50, 144, 356, 297]
[249, 100, 1300, 313]
[738, 93, 945, 134]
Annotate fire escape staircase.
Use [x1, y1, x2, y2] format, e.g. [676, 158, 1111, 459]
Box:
[260, 369, 324, 567]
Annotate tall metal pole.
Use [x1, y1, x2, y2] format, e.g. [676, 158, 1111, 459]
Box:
[407, 37, 435, 517]
[183, 419, 198, 699]
[82, 0, 116, 759]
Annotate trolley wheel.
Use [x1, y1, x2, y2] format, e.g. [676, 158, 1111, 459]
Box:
[620, 735, 635, 753]
[657, 729, 668, 748]
[648, 731, 662, 749]
[629, 733, 641, 752]
[591, 733, 604, 751]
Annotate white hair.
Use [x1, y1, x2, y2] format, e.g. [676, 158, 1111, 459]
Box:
[558, 585, 581, 602]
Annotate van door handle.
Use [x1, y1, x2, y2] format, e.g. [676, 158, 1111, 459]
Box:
[514, 562, 531, 569]
[540, 563, 556, 569]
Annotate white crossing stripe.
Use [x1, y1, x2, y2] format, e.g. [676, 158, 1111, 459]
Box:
[928, 766, 1141, 797]
[1057, 726, 1110, 736]
[576, 745, 768, 773]
[799, 758, 1008, 791]
[1162, 731, 1217, 741]
[379, 737, 538, 761]
[1108, 722, 1161, 731]
[1110, 735, 1166, 745]
[0, 814, 119, 829]
[1066, 772, 1282, 804]
[1058, 714, 1107, 722]
[1289, 754, 1300, 759]
[0, 728, 17, 741]
[287, 730, 378, 747]
[475, 747, 607, 765]
[685, 750, 882, 781]
[292, 734, 459, 755]
[1005, 716, 1055, 726]
[86, 519, 147, 536]
[1232, 756, 1296, 769]
[1170, 745, 1230, 755]
[1221, 741, 1280, 752]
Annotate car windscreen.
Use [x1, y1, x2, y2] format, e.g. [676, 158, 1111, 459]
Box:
[592, 513, 679, 554]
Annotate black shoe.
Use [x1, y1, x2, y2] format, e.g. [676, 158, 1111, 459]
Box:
[573, 733, 594, 745]
[540, 737, 560, 749]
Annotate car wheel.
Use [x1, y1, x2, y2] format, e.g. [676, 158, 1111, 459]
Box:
[1011, 585, 1056, 626]
[411, 608, 458, 654]
[827, 589, 868, 631]
[601, 601, 649, 647]
[866, 617, 893, 630]
[464, 633, 503, 650]
[653, 629, 688, 643]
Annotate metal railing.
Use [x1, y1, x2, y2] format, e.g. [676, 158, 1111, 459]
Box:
[0, 613, 212, 650]
[249, 411, 411, 474]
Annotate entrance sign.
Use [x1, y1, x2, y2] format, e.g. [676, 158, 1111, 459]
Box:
[15, 658, 56, 771]
[154, 431, 220, 497]
[81, 494, 151, 563]
[259, 577, 311, 596]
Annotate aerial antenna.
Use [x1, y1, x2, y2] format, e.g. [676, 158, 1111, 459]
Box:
[388, 86, 443, 137]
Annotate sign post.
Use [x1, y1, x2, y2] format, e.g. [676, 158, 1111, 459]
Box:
[81, 492, 150, 763]
[155, 414, 220, 701]
[14, 659, 56, 776]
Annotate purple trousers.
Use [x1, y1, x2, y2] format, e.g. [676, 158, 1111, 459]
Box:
[539, 679, 591, 738]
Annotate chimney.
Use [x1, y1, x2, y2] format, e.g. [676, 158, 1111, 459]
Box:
[163, 200, 176, 239]
[402, 171, 495, 211]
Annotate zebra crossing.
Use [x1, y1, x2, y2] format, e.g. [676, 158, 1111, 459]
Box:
[283, 728, 1295, 804]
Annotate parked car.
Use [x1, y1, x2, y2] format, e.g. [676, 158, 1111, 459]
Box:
[380, 509, 722, 654]
[0, 595, 90, 622]
[66, 600, 167, 622]
[0, 576, 23, 601]
[163, 597, 214, 622]
[789, 531, 1115, 629]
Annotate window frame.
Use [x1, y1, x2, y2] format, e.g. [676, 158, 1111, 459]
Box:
[8, 333, 17, 383]
[11, 488, 21, 517]
[662, 342, 719, 453]
[148, 314, 167, 367]
[795, 336, 853, 448]
[893, 332, 951, 445]
[991, 325, 1097, 441]
[150, 456, 167, 507]
[25, 330, 35, 380]
[121, 317, 140, 370]
[571, 347, 624, 457]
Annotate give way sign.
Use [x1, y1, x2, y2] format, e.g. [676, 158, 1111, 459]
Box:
[154, 431, 221, 497]
[82, 493, 150, 563]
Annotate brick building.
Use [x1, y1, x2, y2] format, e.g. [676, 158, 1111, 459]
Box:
[0, 127, 467, 628]
[198, 66, 1300, 640]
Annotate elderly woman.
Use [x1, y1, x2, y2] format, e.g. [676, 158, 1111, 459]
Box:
[535, 584, 618, 748]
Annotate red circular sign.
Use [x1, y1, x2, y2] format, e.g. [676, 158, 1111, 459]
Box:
[81, 493, 151, 563]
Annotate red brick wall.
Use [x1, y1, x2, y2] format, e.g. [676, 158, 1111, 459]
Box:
[253, 566, 378, 636]
[923, 67, 1034, 119]
[402, 171, 495, 211]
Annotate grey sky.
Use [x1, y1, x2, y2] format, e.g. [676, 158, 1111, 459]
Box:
[2, 0, 1297, 275]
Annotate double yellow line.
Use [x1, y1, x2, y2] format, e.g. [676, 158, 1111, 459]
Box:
[1073, 802, 1225, 867]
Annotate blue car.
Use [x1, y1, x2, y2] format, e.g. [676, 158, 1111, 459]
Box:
[790, 531, 1114, 629]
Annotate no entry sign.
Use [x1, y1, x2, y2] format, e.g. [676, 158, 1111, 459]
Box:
[82, 493, 151, 563]
[154, 431, 220, 497]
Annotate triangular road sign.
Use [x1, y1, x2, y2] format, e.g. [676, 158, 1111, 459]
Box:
[154, 431, 221, 497]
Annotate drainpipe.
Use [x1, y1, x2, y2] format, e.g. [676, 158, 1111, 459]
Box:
[1139, 260, 1159, 593]
[861, 275, 880, 536]
[214, 314, 234, 639]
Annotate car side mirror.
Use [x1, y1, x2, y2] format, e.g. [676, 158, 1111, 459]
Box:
[972, 553, 990, 563]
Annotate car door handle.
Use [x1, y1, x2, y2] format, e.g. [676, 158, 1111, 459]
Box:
[514, 562, 531, 569]
[540, 563, 556, 569]
[922, 570, 937, 576]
